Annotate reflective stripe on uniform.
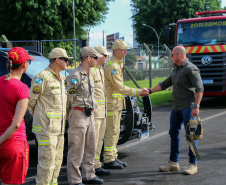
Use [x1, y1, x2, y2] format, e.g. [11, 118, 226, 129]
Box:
[32, 125, 41, 132]
[95, 156, 100, 160]
[49, 181, 58, 185]
[38, 140, 50, 145]
[104, 145, 116, 151]
[107, 112, 113, 117]
[91, 67, 98, 73]
[107, 59, 119, 69]
[96, 100, 105, 105]
[132, 88, 137, 96]
[46, 113, 62, 118]
[107, 58, 111, 65]
[112, 93, 123, 98]
[44, 71, 54, 81]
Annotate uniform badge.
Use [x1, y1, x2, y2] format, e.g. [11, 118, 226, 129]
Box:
[71, 79, 77, 84]
[35, 78, 43, 84]
[69, 88, 76, 94]
[111, 70, 116, 74]
[33, 86, 40, 94]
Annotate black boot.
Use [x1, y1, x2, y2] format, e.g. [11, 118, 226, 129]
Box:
[95, 167, 111, 175]
[82, 176, 104, 184]
[103, 160, 124, 169]
[115, 158, 128, 167]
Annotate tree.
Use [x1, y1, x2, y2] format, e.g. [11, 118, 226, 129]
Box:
[125, 51, 137, 66]
[0, 0, 112, 40]
[131, 0, 221, 46]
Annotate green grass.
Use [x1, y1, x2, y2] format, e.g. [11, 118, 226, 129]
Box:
[124, 77, 173, 107]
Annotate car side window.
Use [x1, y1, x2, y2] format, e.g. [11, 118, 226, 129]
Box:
[0, 56, 8, 76]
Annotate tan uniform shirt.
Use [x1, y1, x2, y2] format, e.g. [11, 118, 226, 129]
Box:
[67, 64, 97, 112]
[91, 66, 107, 118]
[28, 67, 67, 136]
[104, 55, 141, 111]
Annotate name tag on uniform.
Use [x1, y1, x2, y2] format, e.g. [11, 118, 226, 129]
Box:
[111, 70, 116, 75]
[35, 78, 43, 84]
[71, 79, 77, 84]
[51, 86, 59, 89]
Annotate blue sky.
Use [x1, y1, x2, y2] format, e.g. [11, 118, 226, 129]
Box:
[89, 0, 133, 47]
[89, 0, 226, 48]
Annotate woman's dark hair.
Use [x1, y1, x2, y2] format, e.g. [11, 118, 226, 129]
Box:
[5, 58, 23, 80]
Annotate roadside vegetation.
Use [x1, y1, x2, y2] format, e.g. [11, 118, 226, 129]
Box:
[124, 77, 173, 107]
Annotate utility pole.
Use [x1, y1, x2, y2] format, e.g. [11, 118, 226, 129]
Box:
[143, 24, 169, 68]
[143, 43, 152, 88]
[73, 0, 76, 62]
[103, 30, 104, 46]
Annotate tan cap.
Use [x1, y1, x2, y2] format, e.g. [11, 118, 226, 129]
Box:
[112, 39, 131, 50]
[94, 46, 112, 56]
[49, 47, 73, 59]
[80, 46, 102, 58]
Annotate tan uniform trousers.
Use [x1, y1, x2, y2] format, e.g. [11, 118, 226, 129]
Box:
[67, 110, 96, 185]
[94, 117, 106, 169]
[104, 110, 122, 163]
[35, 134, 64, 185]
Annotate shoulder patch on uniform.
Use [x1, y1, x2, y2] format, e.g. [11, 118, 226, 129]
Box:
[111, 70, 117, 75]
[35, 78, 43, 84]
[33, 86, 40, 94]
[71, 79, 77, 84]
[69, 88, 76, 94]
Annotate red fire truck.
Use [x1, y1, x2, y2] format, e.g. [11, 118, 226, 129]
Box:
[174, 10, 226, 96]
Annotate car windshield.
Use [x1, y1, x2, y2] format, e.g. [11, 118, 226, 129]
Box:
[176, 20, 226, 46]
[26, 55, 68, 78]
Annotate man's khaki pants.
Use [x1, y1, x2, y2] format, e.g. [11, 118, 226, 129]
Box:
[35, 134, 64, 185]
[67, 110, 96, 185]
[104, 110, 122, 163]
[94, 117, 106, 169]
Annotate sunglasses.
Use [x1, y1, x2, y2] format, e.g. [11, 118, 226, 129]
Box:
[59, 57, 68, 63]
[27, 59, 31, 64]
[102, 54, 107, 57]
[90, 56, 98, 60]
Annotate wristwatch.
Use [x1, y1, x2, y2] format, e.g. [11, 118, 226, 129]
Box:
[149, 89, 152, 94]
[193, 103, 200, 108]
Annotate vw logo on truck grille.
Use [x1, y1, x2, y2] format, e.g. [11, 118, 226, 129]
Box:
[201, 56, 212, 65]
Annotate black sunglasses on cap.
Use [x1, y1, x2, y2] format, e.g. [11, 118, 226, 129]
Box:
[59, 57, 68, 63]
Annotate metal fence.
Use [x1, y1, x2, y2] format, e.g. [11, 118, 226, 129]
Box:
[123, 44, 173, 88]
[4, 39, 83, 62]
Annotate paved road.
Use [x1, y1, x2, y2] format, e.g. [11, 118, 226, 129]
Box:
[24, 97, 226, 185]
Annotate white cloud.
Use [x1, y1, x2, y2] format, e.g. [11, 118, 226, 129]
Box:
[89, 32, 104, 47]
[121, 0, 130, 6]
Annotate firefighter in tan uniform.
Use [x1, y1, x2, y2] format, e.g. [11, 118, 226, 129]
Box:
[92, 46, 112, 176]
[28, 48, 72, 185]
[67, 47, 104, 185]
[103, 40, 149, 169]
